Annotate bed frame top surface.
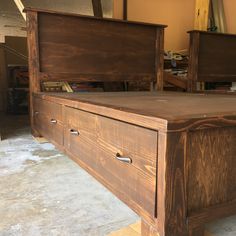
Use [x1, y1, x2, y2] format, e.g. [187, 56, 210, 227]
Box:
[34, 92, 236, 121]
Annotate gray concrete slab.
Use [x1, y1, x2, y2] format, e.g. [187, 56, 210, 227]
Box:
[0, 115, 138, 236]
[0, 115, 235, 236]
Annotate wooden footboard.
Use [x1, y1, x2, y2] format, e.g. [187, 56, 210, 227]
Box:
[188, 30, 236, 92]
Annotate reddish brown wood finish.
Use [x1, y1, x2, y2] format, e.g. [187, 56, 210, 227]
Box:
[26, 7, 236, 236]
[32, 92, 236, 236]
[24, 8, 166, 87]
[64, 106, 158, 220]
[188, 30, 236, 92]
[92, 0, 103, 17]
[26, 11, 40, 136]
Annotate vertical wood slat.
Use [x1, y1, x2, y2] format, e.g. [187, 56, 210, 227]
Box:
[157, 132, 190, 236]
[187, 32, 200, 92]
[123, 0, 128, 20]
[155, 28, 164, 91]
[0, 47, 7, 112]
[92, 0, 103, 18]
[26, 11, 41, 136]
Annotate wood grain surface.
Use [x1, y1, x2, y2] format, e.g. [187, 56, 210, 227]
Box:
[32, 94, 236, 236]
[187, 127, 236, 213]
[64, 107, 158, 219]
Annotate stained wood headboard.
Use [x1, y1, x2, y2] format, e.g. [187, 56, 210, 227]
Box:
[188, 30, 236, 91]
[24, 8, 166, 95]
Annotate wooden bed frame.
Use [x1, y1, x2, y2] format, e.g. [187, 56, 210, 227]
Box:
[25, 8, 236, 236]
[165, 30, 236, 93]
[188, 30, 236, 92]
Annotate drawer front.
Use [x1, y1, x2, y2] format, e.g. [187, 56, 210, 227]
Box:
[33, 97, 63, 146]
[33, 97, 62, 122]
[34, 112, 64, 146]
[64, 107, 158, 218]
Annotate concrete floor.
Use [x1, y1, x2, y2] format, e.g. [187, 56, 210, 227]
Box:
[0, 115, 236, 236]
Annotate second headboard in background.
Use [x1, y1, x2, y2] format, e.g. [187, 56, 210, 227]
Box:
[24, 7, 167, 95]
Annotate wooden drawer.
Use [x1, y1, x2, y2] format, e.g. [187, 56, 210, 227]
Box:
[33, 97, 63, 146]
[33, 97, 62, 122]
[64, 107, 158, 219]
[34, 111, 64, 146]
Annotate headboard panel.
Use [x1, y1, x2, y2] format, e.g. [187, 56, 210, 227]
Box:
[188, 30, 236, 91]
[39, 12, 157, 81]
[25, 8, 166, 88]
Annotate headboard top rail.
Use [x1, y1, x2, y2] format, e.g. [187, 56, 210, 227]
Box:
[25, 6, 166, 90]
[188, 30, 236, 37]
[24, 7, 167, 29]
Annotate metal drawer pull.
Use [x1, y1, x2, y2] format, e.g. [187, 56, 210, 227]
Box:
[70, 129, 80, 136]
[116, 153, 132, 164]
[34, 111, 39, 115]
[50, 119, 57, 124]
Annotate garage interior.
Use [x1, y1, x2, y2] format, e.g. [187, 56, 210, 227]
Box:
[0, 0, 236, 236]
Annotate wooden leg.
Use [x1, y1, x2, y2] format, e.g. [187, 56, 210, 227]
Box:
[188, 226, 205, 236]
[142, 219, 205, 236]
[31, 128, 41, 138]
[141, 220, 159, 236]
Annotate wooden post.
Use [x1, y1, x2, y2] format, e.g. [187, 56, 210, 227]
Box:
[155, 28, 164, 91]
[123, 0, 128, 20]
[187, 31, 200, 92]
[155, 132, 197, 236]
[92, 0, 103, 18]
[26, 11, 41, 137]
[0, 46, 7, 112]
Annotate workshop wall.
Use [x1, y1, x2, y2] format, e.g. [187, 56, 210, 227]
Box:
[5, 36, 27, 66]
[114, 0, 195, 52]
[114, 0, 236, 51]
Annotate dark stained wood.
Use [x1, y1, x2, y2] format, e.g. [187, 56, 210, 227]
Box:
[33, 93, 168, 132]
[123, 0, 128, 20]
[157, 132, 188, 236]
[24, 8, 166, 92]
[164, 71, 187, 90]
[31, 92, 236, 236]
[188, 30, 236, 92]
[189, 200, 236, 228]
[155, 28, 165, 91]
[187, 127, 236, 213]
[33, 99, 63, 146]
[188, 226, 205, 236]
[34, 92, 236, 129]
[64, 107, 158, 220]
[26, 11, 40, 136]
[24, 7, 167, 28]
[26, 8, 236, 236]
[92, 0, 103, 17]
[187, 31, 200, 92]
[38, 13, 159, 83]
[39, 72, 155, 83]
[33, 97, 62, 122]
[198, 33, 236, 82]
